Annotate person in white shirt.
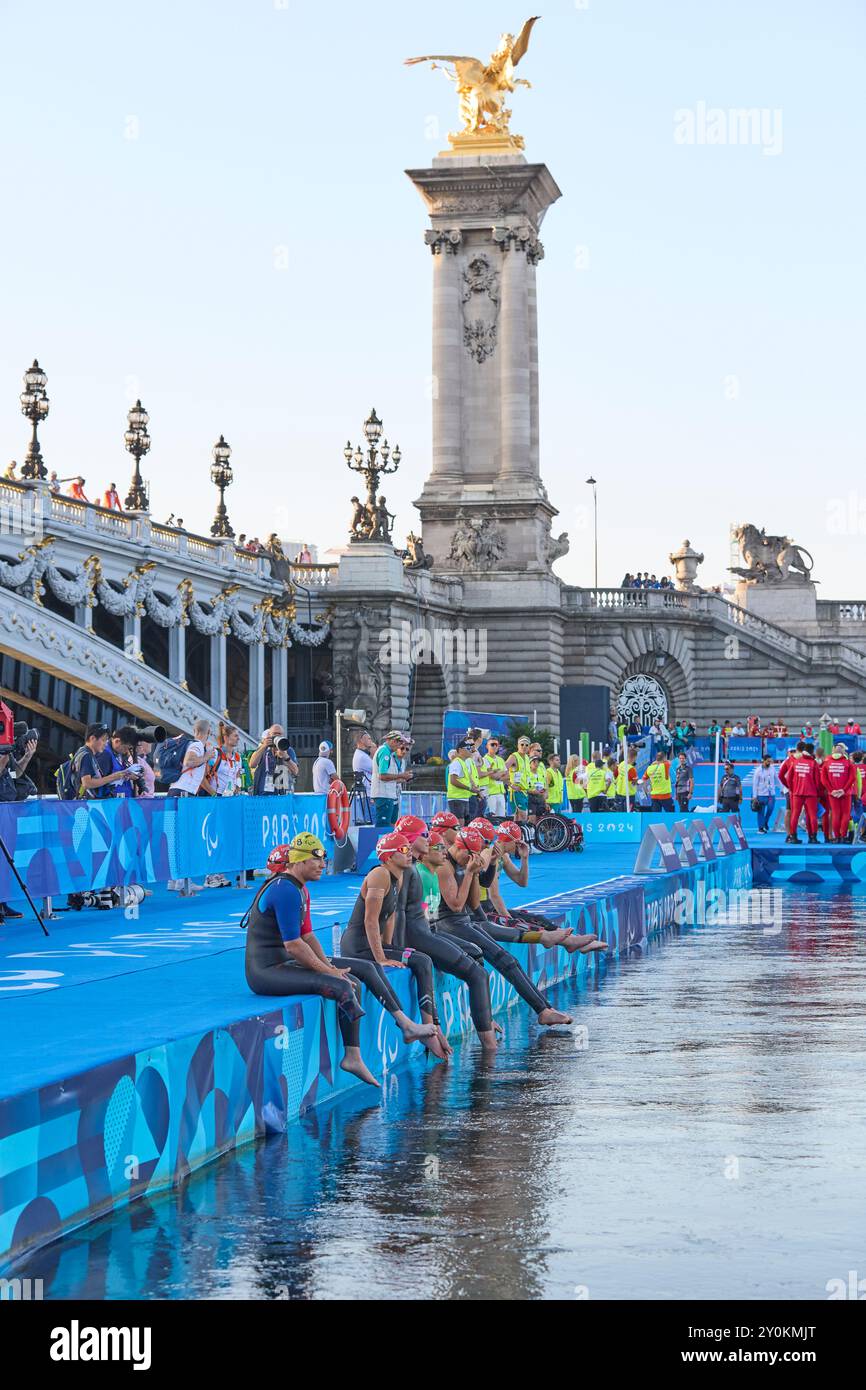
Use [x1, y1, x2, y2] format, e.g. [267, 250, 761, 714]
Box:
[167, 718, 215, 895]
[351, 731, 374, 791]
[312, 741, 338, 794]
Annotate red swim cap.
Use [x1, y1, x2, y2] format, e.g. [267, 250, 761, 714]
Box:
[376, 832, 411, 861]
[456, 829, 485, 854]
[431, 810, 459, 829]
[394, 813, 429, 842]
[466, 817, 496, 842]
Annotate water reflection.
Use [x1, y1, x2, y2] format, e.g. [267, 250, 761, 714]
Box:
[14, 890, 866, 1300]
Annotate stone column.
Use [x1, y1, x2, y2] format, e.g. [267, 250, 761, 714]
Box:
[211, 633, 227, 714]
[272, 645, 288, 730]
[427, 229, 463, 482]
[249, 641, 265, 737]
[527, 257, 541, 477]
[169, 624, 186, 687]
[497, 231, 532, 479]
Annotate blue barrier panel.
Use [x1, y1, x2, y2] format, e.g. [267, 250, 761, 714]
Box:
[0, 794, 330, 901]
[690, 738, 713, 761]
[765, 738, 796, 761]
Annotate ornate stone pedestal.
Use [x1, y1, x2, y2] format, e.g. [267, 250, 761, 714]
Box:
[406, 155, 563, 572]
[735, 579, 818, 625]
[338, 542, 406, 593]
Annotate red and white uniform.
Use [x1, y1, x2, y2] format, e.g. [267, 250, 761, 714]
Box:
[822, 755, 855, 840]
[787, 754, 820, 838]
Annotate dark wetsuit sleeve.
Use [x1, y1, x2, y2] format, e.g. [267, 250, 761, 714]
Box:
[260, 879, 305, 942]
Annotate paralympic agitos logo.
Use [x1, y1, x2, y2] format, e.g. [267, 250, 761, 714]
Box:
[202, 813, 219, 856]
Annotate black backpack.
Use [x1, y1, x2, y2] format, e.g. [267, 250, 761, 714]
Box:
[55, 749, 85, 800]
[153, 734, 192, 785]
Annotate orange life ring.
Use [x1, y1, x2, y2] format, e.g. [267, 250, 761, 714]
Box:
[327, 780, 350, 840]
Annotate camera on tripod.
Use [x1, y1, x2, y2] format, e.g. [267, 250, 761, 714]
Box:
[0, 701, 38, 757]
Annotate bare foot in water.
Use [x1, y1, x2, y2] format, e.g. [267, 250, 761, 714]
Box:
[537, 1007, 573, 1026]
[340, 1051, 380, 1088]
[493, 1019, 505, 1037]
[561, 933, 609, 954]
[424, 1032, 450, 1061]
[434, 1027, 453, 1059]
[578, 939, 610, 954]
[479, 1028, 499, 1052]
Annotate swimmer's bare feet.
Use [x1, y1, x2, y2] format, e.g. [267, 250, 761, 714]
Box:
[539, 927, 572, 947]
[424, 1032, 450, 1061]
[578, 939, 610, 954]
[340, 1050, 380, 1088]
[478, 1028, 498, 1052]
[560, 931, 597, 953]
[435, 1026, 453, 1058]
[537, 1007, 572, 1026]
[399, 1018, 438, 1044]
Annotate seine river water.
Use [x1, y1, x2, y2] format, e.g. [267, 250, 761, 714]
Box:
[15, 890, 866, 1300]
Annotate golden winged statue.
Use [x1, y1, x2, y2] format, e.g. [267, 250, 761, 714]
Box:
[405, 17, 540, 151]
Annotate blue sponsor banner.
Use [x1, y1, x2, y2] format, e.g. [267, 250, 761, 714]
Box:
[765, 737, 798, 761]
[441, 708, 527, 758]
[727, 737, 762, 761]
[689, 737, 713, 762]
[242, 794, 329, 865]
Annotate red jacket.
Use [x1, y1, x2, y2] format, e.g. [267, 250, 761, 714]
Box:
[778, 754, 799, 790]
[787, 755, 820, 798]
[822, 756, 855, 796]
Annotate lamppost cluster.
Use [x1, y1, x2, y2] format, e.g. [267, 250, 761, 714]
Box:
[344, 408, 401, 543]
[14, 359, 238, 538]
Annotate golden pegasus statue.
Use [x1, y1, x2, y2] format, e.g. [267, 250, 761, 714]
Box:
[405, 16, 540, 151]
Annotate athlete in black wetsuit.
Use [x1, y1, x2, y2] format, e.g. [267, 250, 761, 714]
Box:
[391, 813, 498, 1050]
[435, 829, 572, 1026]
[340, 830, 450, 1060]
[467, 818, 608, 956]
[244, 833, 437, 1087]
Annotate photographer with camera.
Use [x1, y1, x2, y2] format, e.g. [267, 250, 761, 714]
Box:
[249, 725, 299, 796]
[0, 708, 40, 921]
[101, 727, 146, 798]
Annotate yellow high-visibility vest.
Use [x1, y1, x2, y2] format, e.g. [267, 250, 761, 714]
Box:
[447, 757, 472, 801]
[566, 767, 586, 800]
[546, 768, 564, 807]
[646, 761, 672, 796]
[482, 753, 507, 794]
[616, 762, 635, 797]
[509, 752, 531, 790]
[585, 765, 608, 799]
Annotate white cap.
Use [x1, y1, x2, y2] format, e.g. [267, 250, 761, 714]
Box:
[318, 741, 332, 755]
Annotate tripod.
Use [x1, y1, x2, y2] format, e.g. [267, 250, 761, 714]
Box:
[0, 832, 49, 936]
[348, 776, 374, 826]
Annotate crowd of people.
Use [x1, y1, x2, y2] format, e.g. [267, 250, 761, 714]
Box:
[620, 572, 677, 590]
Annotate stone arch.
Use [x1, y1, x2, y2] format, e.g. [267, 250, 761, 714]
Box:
[616, 651, 691, 725]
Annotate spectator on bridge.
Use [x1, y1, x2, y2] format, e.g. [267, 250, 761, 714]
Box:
[69, 477, 88, 501]
[846, 718, 862, 735]
[312, 741, 338, 794]
[249, 726, 299, 795]
[718, 762, 743, 814]
[47, 470, 60, 493]
[103, 483, 122, 511]
[237, 533, 247, 548]
[752, 756, 778, 834]
[295, 542, 313, 564]
[4, 460, 17, 480]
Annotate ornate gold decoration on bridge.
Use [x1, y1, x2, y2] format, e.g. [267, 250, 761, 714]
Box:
[405, 16, 539, 155]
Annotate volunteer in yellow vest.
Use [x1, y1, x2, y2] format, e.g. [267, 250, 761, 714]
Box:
[546, 754, 565, 813]
[481, 736, 509, 820]
[506, 736, 533, 821]
[526, 755, 548, 823]
[615, 748, 638, 810]
[463, 730, 485, 821]
[565, 754, 587, 813]
[642, 750, 674, 812]
[586, 756, 612, 812]
[446, 738, 475, 825]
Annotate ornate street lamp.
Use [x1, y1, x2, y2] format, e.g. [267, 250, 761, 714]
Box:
[124, 400, 151, 511]
[19, 360, 50, 480]
[586, 475, 598, 590]
[210, 434, 234, 537]
[344, 408, 401, 543]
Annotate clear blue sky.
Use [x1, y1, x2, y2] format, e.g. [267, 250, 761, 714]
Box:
[1, 1, 863, 594]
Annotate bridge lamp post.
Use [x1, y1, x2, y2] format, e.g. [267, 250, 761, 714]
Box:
[586, 475, 598, 591]
[19, 360, 50, 480]
[124, 400, 151, 511]
[210, 435, 234, 538]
